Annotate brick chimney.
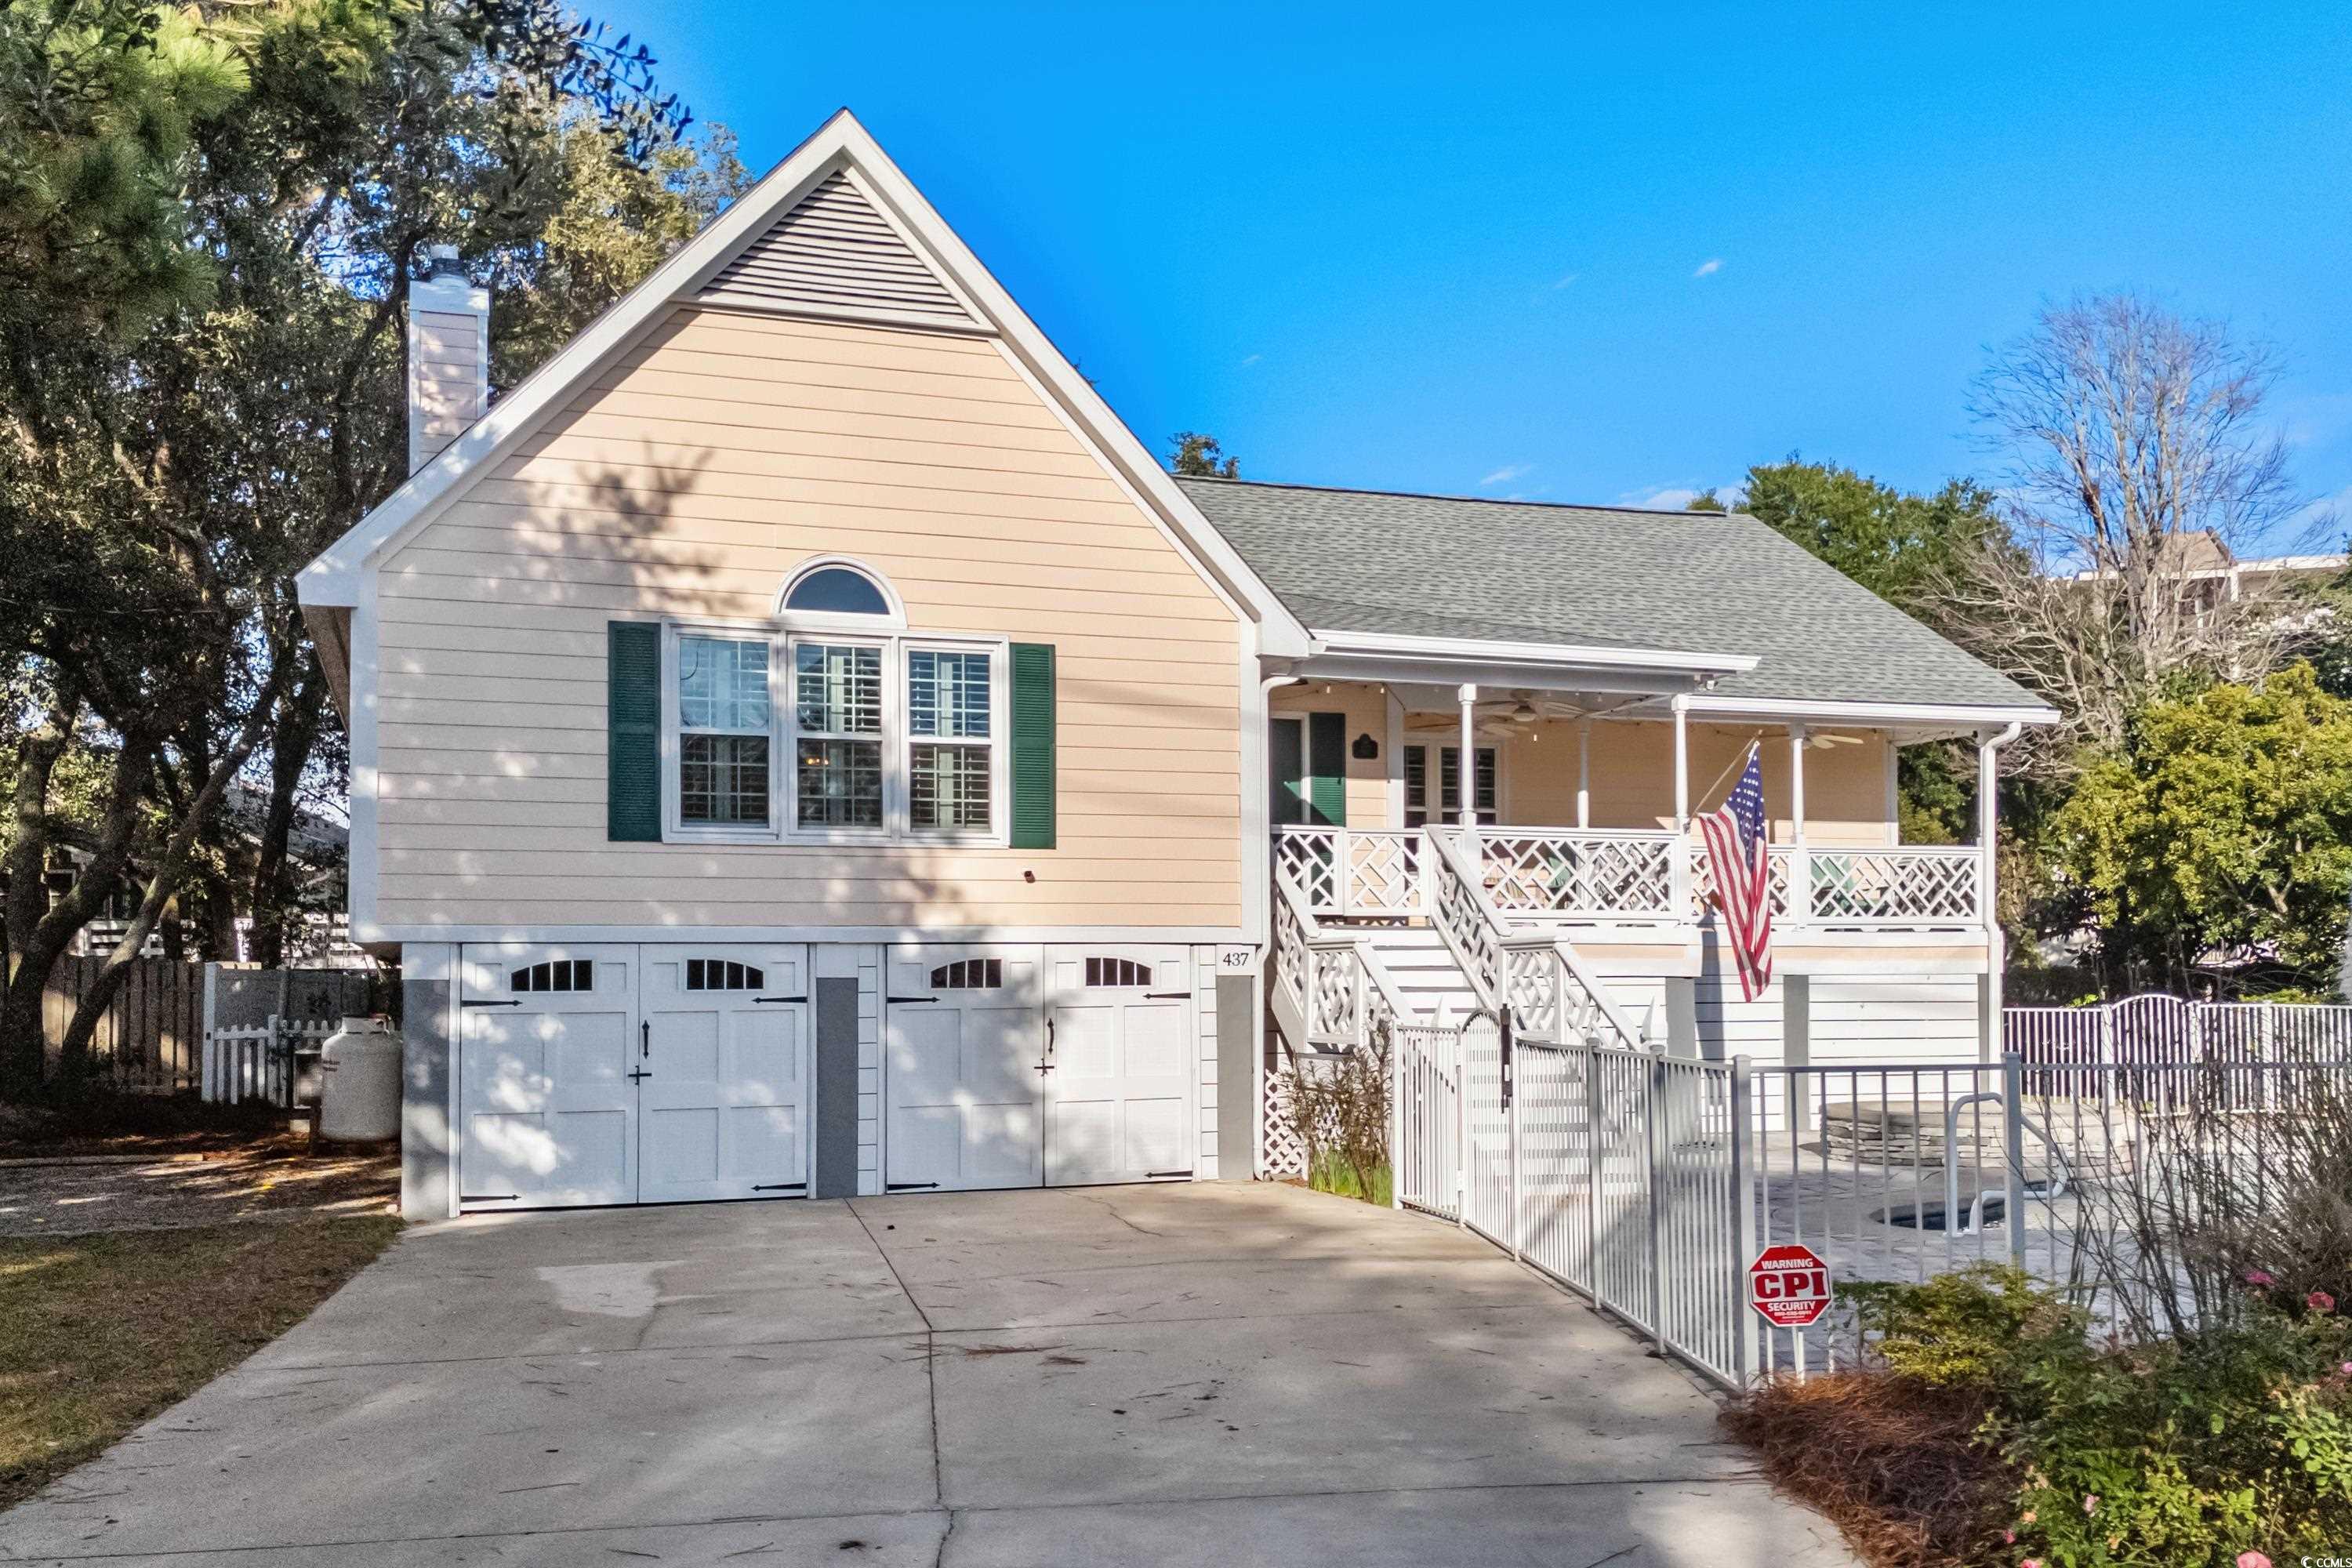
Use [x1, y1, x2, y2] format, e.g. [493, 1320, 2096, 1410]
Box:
[407, 245, 490, 474]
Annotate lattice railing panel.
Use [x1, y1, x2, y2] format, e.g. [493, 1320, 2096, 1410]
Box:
[1343, 831, 1424, 914]
[1482, 832, 1679, 920]
[1273, 829, 1339, 912]
[1809, 848, 1980, 926]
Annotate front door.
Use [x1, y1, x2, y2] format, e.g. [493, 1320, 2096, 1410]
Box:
[882, 944, 1045, 1192]
[1044, 948, 1195, 1185]
[1269, 715, 1308, 826]
[458, 944, 637, 1207]
[637, 946, 814, 1203]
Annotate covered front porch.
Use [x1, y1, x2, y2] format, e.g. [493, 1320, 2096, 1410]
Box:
[1268, 673, 2007, 938]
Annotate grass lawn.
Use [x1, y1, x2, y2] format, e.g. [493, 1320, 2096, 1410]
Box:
[0, 1214, 400, 1512]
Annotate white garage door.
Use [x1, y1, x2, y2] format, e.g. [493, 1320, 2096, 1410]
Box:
[882, 945, 1044, 1192]
[458, 944, 811, 1210]
[1045, 947, 1194, 1185]
[639, 946, 814, 1203]
[883, 944, 1195, 1192]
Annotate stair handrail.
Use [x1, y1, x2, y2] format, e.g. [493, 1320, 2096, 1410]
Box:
[1426, 826, 1646, 1052]
[1273, 861, 1421, 1049]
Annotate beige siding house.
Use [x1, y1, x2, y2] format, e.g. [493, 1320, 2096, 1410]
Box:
[299, 111, 2053, 1220]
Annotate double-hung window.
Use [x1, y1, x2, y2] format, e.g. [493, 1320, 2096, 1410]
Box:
[793, 641, 885, 829]
[906, 648, 993, 833]
[662, 562, 1006, 844]
[677, 635, 771, 826]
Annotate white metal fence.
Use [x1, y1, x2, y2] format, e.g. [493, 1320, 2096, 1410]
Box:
[1389, 1018, 2352, 1390]
[2008, 994, 2352, 1076]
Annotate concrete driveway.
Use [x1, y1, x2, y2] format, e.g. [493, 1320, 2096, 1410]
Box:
[1, 1182, 1858, 1566]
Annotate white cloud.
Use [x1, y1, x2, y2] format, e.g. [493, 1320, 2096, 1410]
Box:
[1480, 463, 1534, 487]
[1550, 272, 1579, 290]
[1621, 482, 1743, 512]
[1240, 353, 1262, 366]
[1692, 258, 1723, 278]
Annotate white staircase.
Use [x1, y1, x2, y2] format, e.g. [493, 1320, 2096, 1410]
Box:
[1355, 927, 1481, 1026]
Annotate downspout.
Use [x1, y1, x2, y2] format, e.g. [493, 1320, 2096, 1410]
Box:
[1253, 672, 1302, 1178]
[1977, 721, 2023, 1059]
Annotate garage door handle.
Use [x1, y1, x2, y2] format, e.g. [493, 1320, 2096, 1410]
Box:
[754, 995, 808, 1004]
[461, 999, 520, 1009]
[885, 994, 938, 1004]
[1144, 991, 1189, 1000]
[641, 1021, 649, 1058]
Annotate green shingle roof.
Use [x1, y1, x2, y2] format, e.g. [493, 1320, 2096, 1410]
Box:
[1175, 477, 2044, 710]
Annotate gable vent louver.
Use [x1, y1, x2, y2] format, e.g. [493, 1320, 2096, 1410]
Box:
[699, 171, 981, 328]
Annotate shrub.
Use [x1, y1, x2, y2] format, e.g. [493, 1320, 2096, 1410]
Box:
[1824, 1270, 2352, 1566]
[1280, 1028, 1390, 1207]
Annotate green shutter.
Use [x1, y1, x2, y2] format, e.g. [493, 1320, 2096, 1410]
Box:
[1307, 710, 1347, 828]
[608, 622, 661, 842]
[1010, 642, 1056, 848]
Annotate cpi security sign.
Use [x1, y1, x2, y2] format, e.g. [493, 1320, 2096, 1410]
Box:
[1748, 1243, 1831, 1327]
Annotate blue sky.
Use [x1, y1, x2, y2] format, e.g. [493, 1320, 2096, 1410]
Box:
[595, 2, 2352, 546]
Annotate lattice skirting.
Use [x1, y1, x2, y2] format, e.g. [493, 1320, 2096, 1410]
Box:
[1260, 1054, 1308, 1177]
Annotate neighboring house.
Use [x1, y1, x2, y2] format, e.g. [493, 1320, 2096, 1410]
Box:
[2, 783, 356, 965]
[2066, 528, 2347, 617]
[296, 111, 2056, 1221]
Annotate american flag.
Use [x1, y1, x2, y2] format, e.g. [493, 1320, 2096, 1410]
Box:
[1698, 744, 1773, 1001]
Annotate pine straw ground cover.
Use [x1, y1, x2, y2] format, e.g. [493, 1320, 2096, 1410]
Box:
[0, 1214, 401, 1511]
[1722, 1372, 2015, 1568]
[1721, 1268, 2352, 1568]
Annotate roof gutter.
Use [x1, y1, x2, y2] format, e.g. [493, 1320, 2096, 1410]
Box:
[1303, 628, 1755, 680]
[1659, 693, 2063, 728]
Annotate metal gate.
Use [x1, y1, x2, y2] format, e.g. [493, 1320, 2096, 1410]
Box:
[1392, 1023, 1756, 1388]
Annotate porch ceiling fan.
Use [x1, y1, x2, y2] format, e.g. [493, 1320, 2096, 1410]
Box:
[1472, 689, 1584, 725]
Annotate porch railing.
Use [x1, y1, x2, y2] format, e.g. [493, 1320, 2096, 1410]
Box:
[1274, 826, 1987, 933]
[1697, 841, 1984, 931]
[1271, 858, 1414, 1051]
[1425, 827, 1649, 1051]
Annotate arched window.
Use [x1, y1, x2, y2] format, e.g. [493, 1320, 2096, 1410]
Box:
[930, 958, 1003, 989]
[778, 558, 902, 624]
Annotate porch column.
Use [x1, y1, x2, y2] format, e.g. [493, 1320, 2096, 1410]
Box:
[1576, 718, 1591, 829]
[1787, 724, 1809, 927]
[1670, 694, 1692, 920]
[1976, 724, 2020, 1058]
[1456, 684, 1479, 854]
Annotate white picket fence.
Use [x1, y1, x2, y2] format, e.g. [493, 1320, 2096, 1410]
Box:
[201, 1017, 336, 1107]
[2005, 995, 2352, 1103]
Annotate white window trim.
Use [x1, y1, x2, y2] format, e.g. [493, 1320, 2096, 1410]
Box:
[775, 553, 908, 633]
[1402, 742, 1501, 828]
[900, 637, 1009, 848]
[659, 614, 1007, 848]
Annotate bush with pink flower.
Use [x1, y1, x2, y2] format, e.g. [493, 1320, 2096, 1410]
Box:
[1748, 1266, 2352, 1566]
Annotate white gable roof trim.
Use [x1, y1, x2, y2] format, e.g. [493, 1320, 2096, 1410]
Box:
[296, 110, 1312, 655]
